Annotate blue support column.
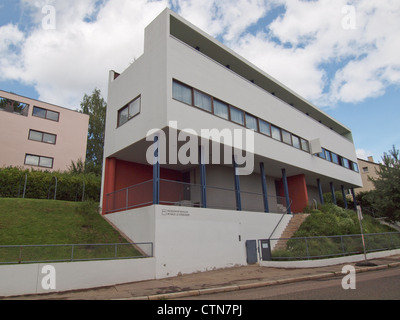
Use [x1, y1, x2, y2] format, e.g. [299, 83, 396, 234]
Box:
[260, 163, 269, 213]
[152, 136, 160, 205]
[330, 182, 336, 205]
[317, 178, 324, 205]
[341, 185, 348, 209]
[281, 168, 291, 214]
[199, 146, 207, 208]
[350, 188, 358, 210]
[233, 156, 242, 211]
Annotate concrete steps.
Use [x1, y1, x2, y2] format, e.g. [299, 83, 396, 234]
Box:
[273, 213, 309, 251]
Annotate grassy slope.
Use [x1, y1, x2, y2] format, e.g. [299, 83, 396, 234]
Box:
[0, 198, 129, 245]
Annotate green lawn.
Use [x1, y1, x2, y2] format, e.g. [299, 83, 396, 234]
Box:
[0, 198, 143, 263]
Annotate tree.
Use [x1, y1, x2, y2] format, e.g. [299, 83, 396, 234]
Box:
[79, 88, 107, 176]
[367, 145, 400, 222]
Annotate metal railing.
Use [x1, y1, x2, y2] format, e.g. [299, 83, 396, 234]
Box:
[0, 242, 153, 265]
[105, 178, 291, 214]
[270, 232, 400, 261]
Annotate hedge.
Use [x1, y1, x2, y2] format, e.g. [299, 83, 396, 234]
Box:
[0, 167, 101, 202]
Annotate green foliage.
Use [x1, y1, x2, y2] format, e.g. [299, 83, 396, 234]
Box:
[367, 145, 400, 222]
[79, 88, 106, 176]
[0, 166, 101, 202]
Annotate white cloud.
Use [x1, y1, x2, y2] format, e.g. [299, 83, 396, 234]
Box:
[0, 0, 399, 110]
[1, 0, 168, 109]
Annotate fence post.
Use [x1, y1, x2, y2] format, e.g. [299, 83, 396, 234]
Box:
[340, 235, 345, 256]
[71, 244, 74, 261]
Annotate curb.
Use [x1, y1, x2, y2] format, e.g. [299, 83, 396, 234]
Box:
[121, 262, 400, 300]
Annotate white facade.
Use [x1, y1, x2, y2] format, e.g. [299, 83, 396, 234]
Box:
[100, 9, 363, 273]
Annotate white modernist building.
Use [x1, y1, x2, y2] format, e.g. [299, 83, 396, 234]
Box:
[100, 9, 362, 278]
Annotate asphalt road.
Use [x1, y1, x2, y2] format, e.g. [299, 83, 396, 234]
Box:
[179, 267, 400, 300]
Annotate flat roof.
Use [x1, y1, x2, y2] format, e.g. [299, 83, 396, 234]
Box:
[168, 9, 353, 141]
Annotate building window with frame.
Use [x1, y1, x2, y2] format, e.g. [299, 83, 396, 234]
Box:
[301, 139, 310, 152]
[194, 90, 212, 112]
[259, 119, 271, 136]
[292, 135, 301, 149]
[173, 80, 192, 105]
[28, 129, 56, 144]
[331, 152, 339, 164]
[271, 125, 281, 141]
[281, 129, 292, 145]
[24, 154, 54, 169]
[230, 106, 244, 125]
[118, 95, 141, 127]
[245, 113, 258, 131]
[32, 106, 59, 121]
[213, 99, 229, 119]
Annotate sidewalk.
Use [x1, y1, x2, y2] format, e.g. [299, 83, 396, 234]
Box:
[4, 254, 400, 300]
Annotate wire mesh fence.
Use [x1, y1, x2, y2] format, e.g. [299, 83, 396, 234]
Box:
[270, 232, 400, 261]
[0, 242, 153, 265]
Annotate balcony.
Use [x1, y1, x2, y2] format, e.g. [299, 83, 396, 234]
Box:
[104, 178, 291, 215]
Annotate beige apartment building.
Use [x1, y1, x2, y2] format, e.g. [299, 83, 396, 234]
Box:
[0, 90, 89, 171]
[355, 156, 380, 194]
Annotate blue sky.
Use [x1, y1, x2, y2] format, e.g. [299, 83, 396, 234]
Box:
[1, 0, 399, 162]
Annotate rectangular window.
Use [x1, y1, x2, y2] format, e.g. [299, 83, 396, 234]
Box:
[32, 106, 59, 121]
[24, 154, 53, 168]
[194, 90, 212, 112]
[118, 96, 141, 127]
[362, 166, 369, 173]
[301, 139, 310, 152]
[213, 99, 229, 119]
[292, 135, 301, 149]
[281, 129, 292, 145]
[271, 125, 281, 141]
[331, 152, 339, 164]
[29, 129, 56, 144]
[259, 119, 271, 136]
[230, 106, 244, 125]
[352, 162, 359, 172]
[172, 80, 192, 105]
[325, 149, 332, 162]
[245, 113, 258, 131]
[342, 157, 350, 169]
[0, 96, 29, 116]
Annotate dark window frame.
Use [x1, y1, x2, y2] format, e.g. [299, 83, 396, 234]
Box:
[117, 95, 141, 127]
[28, 129, 57, 145]
[24, 153, 54, 169]
[32, 106, 60, 122]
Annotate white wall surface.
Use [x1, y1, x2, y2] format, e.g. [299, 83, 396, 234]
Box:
[0, 258, 155, 297]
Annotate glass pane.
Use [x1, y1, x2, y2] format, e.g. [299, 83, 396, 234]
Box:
[39, 157, 53, 168]
[33, 107, 46, 118]
[43, 133, 56, 144]
[25, 154, 39, 166]
[213, 100, 229, 119]
[230, 106, 244, 125]
[325, 149, 331, 161]
[282, 130, 292, 145]
[29, 130, 43, 142]
[342, 158, 350, 168]
[194, 90, 212, 112]
[259, 120, 270, 136]
[318, 148, 326, 159]
[245, 114, 258, 131]
[46, 110, 59, 121]
[128, 97, 140, 118]
[292, 135, 300, 149]
[173, 81, 192, 105]
[271, 125, 281, 141]
[352, 162, 359, 172]
[118, 107, 129, 126]
[301, 139, 309, 152]
[331, 152, 339, 164]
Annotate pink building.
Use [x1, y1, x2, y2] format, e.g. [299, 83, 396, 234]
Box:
[0, 90, 89, 171]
